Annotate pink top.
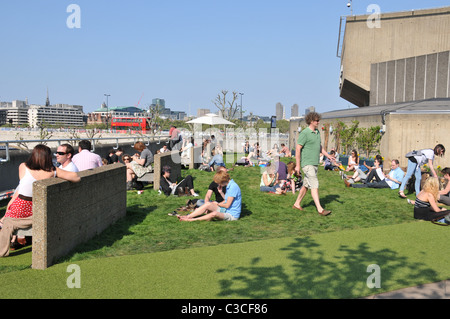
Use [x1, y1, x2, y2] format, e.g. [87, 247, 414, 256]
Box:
[72, 149, 103, 171]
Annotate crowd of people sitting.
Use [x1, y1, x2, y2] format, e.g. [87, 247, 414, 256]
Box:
[333, 144, 448, 223]
[1, 136, 449, 258]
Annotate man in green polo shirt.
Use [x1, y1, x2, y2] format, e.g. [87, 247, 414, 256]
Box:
[293, 112, 334, 216]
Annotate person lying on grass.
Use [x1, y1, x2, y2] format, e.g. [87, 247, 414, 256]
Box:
[178, 171, 241, 222]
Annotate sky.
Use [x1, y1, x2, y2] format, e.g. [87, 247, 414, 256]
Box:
[1, 0, 449, 118]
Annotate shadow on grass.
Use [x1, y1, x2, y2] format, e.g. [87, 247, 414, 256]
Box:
[300, 194, 343, 210]
[57, 205, 156, 263]
[216, 236, 439, 299]
[240, 203, 252, 219]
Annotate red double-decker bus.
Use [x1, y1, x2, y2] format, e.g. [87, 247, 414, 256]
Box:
[111, 117, 151, 132]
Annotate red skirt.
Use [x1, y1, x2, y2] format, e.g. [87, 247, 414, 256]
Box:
[4, 197, 33, 219]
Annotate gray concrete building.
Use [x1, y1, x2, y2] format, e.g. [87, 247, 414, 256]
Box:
[291, 104, 299, 118]
[370, 50, 450, 106]
[0, 100, 85, 127]
[28, 104, 84, 127]
[0, 100, 29, 126]
[276, 102, 284, 120]
[338, 6, 450, 107]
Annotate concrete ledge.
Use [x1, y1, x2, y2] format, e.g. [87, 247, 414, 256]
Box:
[32, 163, 127, 269]
[153, 152, 182, 191]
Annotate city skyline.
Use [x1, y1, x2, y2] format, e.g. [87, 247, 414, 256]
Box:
[1, 1, 449, 117]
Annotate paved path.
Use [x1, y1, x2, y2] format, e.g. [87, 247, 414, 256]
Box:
[365, 280, 449, 299]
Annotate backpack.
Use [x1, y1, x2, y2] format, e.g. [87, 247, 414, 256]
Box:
[405, 150, 422, 163]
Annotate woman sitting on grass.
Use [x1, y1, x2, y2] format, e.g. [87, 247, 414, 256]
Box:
[178, 170, 241, 222]
[260, 163, 285, 194]
[287, 161, 302, 194]
[345, 149, 359, 172]
[438, 167, 450, 206]
[344, 155, 383, 185]
[412, 177, 448, 221]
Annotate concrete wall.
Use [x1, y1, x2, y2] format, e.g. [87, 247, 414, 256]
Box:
[153, 151, 182, 191]
[32, 163, 126, 269]
[382, 113, 450, 168]
[340, 6, 450, 106]
[370, 51, 450, 106]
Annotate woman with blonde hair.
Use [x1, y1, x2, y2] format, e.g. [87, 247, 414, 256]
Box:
[413, 177, 448, 221]
[260, 163, 285, 194]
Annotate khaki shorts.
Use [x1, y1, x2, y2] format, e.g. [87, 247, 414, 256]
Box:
[302, 165, 319, 189]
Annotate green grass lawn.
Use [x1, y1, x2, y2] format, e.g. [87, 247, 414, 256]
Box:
[0, 159, 447, 298]
[57, 162, 416, 262]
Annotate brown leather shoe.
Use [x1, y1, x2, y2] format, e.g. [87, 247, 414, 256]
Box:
[319, 210, 332, 216]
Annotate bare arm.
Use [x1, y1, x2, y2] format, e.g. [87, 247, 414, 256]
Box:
[428, 193, 445, 212]
[321, 146, 335, 162]
[439, 180, 450, 196]
[295, 144, 303, 174]
[132, 155, 145, 166]
[56, 167, 81, 183]
[218, 196, 234, 209]
[428, 159, 438, 178]
[204, 189, 213, 203]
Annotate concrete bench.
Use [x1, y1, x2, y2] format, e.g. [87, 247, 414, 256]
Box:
[152, 151, 182, 191]
[137, 172, 154, 183]
[31, 163, 127, 269]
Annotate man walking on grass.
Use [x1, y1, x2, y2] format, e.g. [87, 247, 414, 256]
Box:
[293, 112, 334, 216]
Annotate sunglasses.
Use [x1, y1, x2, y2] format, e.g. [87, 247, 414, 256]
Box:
[55, 152, 68, 156]
[123, 158, 131, 161]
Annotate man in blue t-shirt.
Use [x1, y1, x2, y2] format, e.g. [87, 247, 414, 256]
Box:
[179, 171, 242, 222]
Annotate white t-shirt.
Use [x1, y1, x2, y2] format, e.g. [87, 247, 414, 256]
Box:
[181, 143, 193, 157]
[60, 161, 79, 172]
[415, 149, 434, 166]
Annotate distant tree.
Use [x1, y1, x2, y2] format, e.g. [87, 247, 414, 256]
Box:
[212, 90, 240, 120]
[147, 103, 165, 133]
[276, 120, 290, 134]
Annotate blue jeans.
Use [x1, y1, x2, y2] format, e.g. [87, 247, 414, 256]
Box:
[260, 185, 279, 192]
[399, 159, 421, 194]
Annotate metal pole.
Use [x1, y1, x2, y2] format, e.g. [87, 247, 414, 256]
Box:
[104, 94, 110, 128]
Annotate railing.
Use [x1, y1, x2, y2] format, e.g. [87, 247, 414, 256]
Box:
[0, 135, 170, 163]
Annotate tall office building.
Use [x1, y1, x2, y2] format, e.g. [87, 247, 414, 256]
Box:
[275, 102, 284, 120]
[291, 104, 299, 118]
[197, 108, 210, 117]
[152, 98, 165, 108]
[305, 106, 315, 116]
